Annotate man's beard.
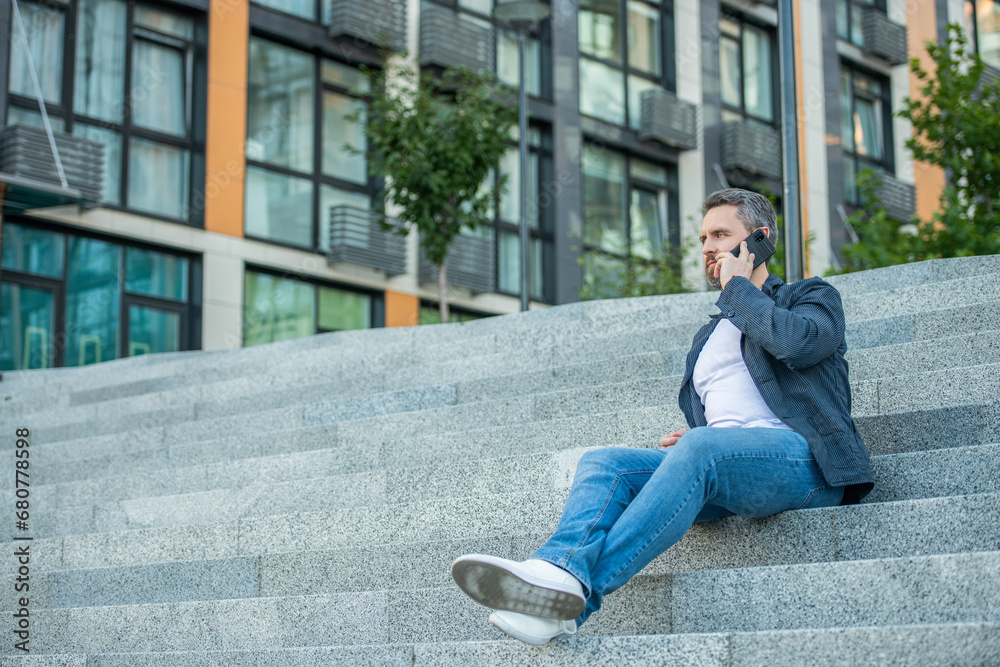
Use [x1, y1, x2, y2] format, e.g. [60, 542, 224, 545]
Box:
[706, 263, 722, 290]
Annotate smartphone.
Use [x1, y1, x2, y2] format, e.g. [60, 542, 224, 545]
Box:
[732, 229, 776, 269]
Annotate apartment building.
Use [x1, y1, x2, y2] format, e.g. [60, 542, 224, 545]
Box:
[1, 0, 991, 370]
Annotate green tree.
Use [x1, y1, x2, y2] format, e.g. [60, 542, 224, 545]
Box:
[836, 170, 919, 273]
[354, 60, 516, 323]
[579, 246, 694, 300]
[899, 24, 1000, 258]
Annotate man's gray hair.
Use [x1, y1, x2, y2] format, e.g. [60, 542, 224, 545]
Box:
[703, 188, 778, 242]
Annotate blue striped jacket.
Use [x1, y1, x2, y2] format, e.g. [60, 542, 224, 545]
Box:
[678, 273, 874, 503]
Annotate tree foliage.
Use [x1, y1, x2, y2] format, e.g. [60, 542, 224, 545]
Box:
[579, 247, 694, 300]
[354, 60, 517, 322]
[838, 24, 1000, 272]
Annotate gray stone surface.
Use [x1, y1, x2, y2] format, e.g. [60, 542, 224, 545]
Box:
[876, 364, 1000, 414]
[825, 261, 936, 295]
[532, 377, 678, 421]
[846, 330, 1000, 380]
[730, 623, 1000, 667]
[854, 404, 982, 455]
[842, 273, 1000, 322]
[844, 315, 914, 350]
[914, 301, 1000, 340]
[867, 444, 1000, 503]
[86, 645, 415, 667]
[670, 551, 1000, 634]
[303, 384, 457, 426]
[48, 557, 259, 608]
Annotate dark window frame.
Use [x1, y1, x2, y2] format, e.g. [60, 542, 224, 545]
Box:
[579, 140, 681, 281]
[837, 0, 888, 47]
[0, 216, 200, 369]
[243, 263, 386, 339]
[718, 10, 779, 127]
[840, 60, 894, 204]
[4, 0, 207, 226]
[244, 33, 373, 255]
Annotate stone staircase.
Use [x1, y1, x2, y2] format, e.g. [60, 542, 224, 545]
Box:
[1, 256, 998, 666]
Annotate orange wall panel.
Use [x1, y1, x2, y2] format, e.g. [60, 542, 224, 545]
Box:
[204, 0, 249, 237]
[385, 291, 420, 328]
[909, 0, 946, 223]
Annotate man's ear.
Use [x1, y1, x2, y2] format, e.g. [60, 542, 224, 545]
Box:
[760, 227, 770, 238]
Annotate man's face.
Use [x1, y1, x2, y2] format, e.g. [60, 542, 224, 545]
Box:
[700, 205, 752, 289]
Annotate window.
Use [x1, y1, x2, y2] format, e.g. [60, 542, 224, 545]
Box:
[493, 126, 554, 302]
[245, 38, 371, 253]
[0, 221, 195, 370]
[580, 144, 677, 295]
[243, 268, 378, 346]
[840, 66, 892, 204]
[719, 14, 776, 125]
[837, 0, 885, 48]
[578, 0, 667, 128]
[966, 0, 1000, 70]
[4, 0, 202, 221]
[253, 0, 318, 22]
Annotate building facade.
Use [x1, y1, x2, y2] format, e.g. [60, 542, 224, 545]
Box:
[0, 0, 988, 370]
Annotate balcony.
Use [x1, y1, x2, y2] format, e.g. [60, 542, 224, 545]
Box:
[874, 174, 916, 223]
[0, 124, 104, 211]
[327, 205, 408, 276]
[638, 88, 698, 150]
[328, 0, 407, 52]
[418, 232, 495, 294]
[721, 120, 783, 181]
[420, 4, 494, 72]
[862, 8, 908, 66]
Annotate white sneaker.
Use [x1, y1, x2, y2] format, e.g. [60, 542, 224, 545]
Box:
[451, 554, 586, 620]
[489, 610, 577, 645]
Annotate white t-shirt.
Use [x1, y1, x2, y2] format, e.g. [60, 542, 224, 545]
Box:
[692, 318, 791, 430]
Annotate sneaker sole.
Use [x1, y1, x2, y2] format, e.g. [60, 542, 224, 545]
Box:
[451, 556, 586, 620]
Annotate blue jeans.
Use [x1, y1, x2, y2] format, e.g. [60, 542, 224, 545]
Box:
[531, 426, 843, 626]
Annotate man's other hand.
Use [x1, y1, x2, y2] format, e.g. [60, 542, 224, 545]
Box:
[660, 429, 688, 448]
[714, 241, 754, 289]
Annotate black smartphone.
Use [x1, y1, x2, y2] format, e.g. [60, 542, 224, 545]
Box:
[732, 229, 776, 269]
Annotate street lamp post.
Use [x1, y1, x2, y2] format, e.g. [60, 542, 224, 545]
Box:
[492, 0, 550, 312]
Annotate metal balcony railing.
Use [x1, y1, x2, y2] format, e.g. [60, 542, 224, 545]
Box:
[327, 205, 408, 276]
[874, 173, 916, 223]
[862, 7, 908, 66]
[0, 124, 104, 209]
[419, 4, 494, 72]
[328, 0, 407, 52]
[720, 120, 783, 181]
[418, 232, 495, 294]
[638, 88, 698, 150]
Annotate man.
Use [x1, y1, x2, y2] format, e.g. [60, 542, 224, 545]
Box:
[451, 188, 874, 645]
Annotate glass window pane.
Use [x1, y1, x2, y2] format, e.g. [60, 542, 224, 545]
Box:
[629, 157, 667, 186]
[323, 91, 367, 183]
[125, 248, 188, 301]
[497, 30, 542, 97]
[128, 138, 190, 219]
[977, 0, 1000, 69]
[499, 148, 520, 224]
[128, 305, 180, 356]
[627, 74, 657, 130]
[6, 106, 65, 131]
[720, 36, 741, 109]
[245, 166, 314, 247]
[627, 1, 661, 75]
[579, 0, 622, 62]
[321, 60, 370, 93]
[498, 232, 543, 300]
[583, 252, 627, 299]
[131, 39, 187, 136]
[252, 0, 316, 20]
[850, 2, 865, 45]
[65, 236, 121, 367]
[840, 70, 854, 151]
[853, 97, 882, 160]
[75, 0, 127, 123]
[247, 38, 315, 172]
[9, 2, 65, 104]
[582, 146, 626, 254]
[630, 187, 664, 260]
[134, 5, 193, 40]
[318, 286, 371, 331]
[743, 25, 773, 122]
[1, 222, 65, 278]
[459, 0, 492, 14]
[0, 283, 55, 370]
[243, 271, 315, 346]
[836, 0, 849, 40]
[580, 59, 625, 125]
[319, 184, 370, 253]
[73, 123, 122, 205]
[843, 155, 858, 204]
